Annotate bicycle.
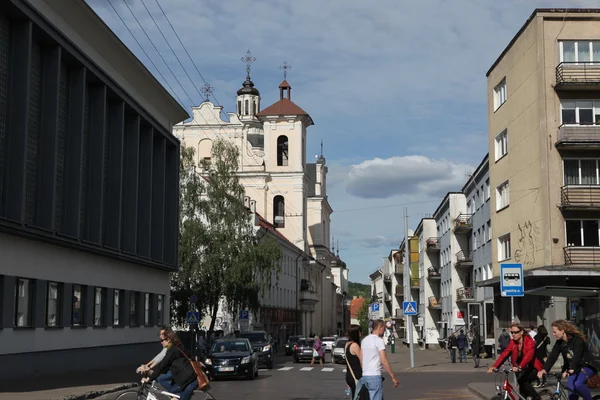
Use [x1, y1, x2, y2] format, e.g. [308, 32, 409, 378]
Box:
[115, 373, 216, 400]
[490, 367, 554, 400]
[540, 372, 600, 400]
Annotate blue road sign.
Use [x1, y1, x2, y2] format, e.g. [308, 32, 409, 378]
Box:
[403, 301, 417, 315]
[500, 263, 524, 297]
[186, 311, 200, 324]
[189, 295, 198, 303]
[371, 303, 380, 312]
[240, 310, 249, 320]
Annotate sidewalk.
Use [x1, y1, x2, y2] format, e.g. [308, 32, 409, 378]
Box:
[386, 345, 494, 372]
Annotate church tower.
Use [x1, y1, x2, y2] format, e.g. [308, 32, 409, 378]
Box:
[236, 51, 260, 122]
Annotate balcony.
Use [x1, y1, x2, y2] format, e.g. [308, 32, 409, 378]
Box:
[428, 296, 441, 309]
[454, 214, 473, 233]
[455, 250, 473, 268]
[456, 287, 476, 302]
[555, 62, 600, 91]
[384, 293, 392, 302]
[395, 285, 404, 296]
[383, 273, 392, 282]
[394, 265, 404, 276]
[426, 237, 440, 252]
[427, 267, 441, 279]
[410, 278, 420, 289]
[564, 246, 600, 267]
[560, 185, 600, 210]
[395, 308, 404, 318]
[556, 125, 600, 150]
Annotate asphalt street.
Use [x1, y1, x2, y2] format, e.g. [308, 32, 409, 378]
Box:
[98, 353, 494, 400]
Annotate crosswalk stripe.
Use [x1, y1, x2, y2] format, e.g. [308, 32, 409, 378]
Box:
[299, 367, 313, 371]
[258, 369, 268, 372]
[342, 368, 347, 372]
[278, 367, 293, 371]
[322, 367, 334, 372]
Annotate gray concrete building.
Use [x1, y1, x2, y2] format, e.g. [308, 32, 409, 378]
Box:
[0, 0, 188, 378]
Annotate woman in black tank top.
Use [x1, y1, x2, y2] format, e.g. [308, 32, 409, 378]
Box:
[345, 325, 363, 399]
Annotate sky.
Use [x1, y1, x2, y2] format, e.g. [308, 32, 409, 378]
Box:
[87, 0, 595, 284]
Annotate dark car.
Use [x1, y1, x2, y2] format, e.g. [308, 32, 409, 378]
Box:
[285, 335, 301, 355]
[239, 330, 273, 369]
[204, 338, 258, 380]
[293, 338, 317, 363]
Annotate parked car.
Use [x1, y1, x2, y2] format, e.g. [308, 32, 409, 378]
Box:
[331, 337, 348, 364]
[204, 338, 258, 380]
[322, 336, 336, 352]
[293, 338, 319, 363]
[285, 335, 302, 355]
[239, 330, 273, 369]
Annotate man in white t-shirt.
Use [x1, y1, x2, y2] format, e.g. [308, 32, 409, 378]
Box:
[359, 319, 398, 400]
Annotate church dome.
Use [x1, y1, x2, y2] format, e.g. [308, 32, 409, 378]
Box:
[237, 78, 260, 96]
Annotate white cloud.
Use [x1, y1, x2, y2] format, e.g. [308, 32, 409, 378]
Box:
[345, 155, 474, 199]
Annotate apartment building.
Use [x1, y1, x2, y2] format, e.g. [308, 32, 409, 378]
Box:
[0, 0, 187, 378]
[482, 8, 600, 340]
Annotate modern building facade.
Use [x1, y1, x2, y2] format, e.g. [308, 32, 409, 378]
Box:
[0, 0, 188, 378]
[482, 8, 600, 341]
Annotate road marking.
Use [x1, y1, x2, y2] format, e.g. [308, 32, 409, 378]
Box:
[322, 367, 334, 372]
[278, 367, 293, 371]
[342, 368, 347, 372]
[258, 369, 268, 372]
[299, 367, 313, 371]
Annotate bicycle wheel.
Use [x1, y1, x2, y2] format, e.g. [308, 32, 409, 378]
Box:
[115, 390, 144, 400]
[537, 388, 567, 400]
[194, 389, 217, 400]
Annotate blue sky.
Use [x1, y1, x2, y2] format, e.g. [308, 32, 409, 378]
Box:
[88, 0, 594, 284]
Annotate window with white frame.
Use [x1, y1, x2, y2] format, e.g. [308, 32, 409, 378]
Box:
[157, 294, 164, 325]
[561, 100, 600, 125]
[494, 79, 507, 110]
[498, 233, 511, 261]
[495, 129, 508, 160]
[46, 282, 60, 327]
[15, 278, 33, 327]
[566, 220, 599, 247]
[496, 181, 510, 210]
[113, 289, 121, 326]
[144, 293, 150, 325]
[94, 287, 104, 326]
[486, 220, 491, 242]
[485, 179, 490, 200]
[559, 40, 600, 63]
[564, 159, 599, 185]
[473, 231, 478, 249]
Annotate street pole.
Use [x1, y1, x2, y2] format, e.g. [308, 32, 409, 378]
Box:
[404, 207, 415, 369]
[511, 297, 515, 324]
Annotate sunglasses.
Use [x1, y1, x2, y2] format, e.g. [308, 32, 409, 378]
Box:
[160, 338, 167, 343]
[510, 330, 522, 335]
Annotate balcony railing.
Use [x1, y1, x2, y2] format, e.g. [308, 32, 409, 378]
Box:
[395, 308, 404, 318]
[395, 265, 403, 275]
[427, 267, 441, 279]
[556, 62, 600, 89]
[426, 237, 440, 251]
[395, 286, 404, 296]
[454, 214, 473, 233]
[410, 278, 420, 288]
[384, 293, 391, 302]
[560, 185, 600, 209]
[455, 250, 473, 266]
[564, 246, 600, 266]
[428, 296, 441, 308]
[383, 273, 392, 282]
[456, 287, 475, 302]
[556, 124, 600, 148]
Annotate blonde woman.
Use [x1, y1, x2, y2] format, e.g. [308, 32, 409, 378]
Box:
[537, 320, 597, 400]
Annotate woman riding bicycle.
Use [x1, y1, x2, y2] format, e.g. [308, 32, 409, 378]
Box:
[142, 330, 198, 400]
[537, 320, 597, 400]
[488, 323, 544, 400]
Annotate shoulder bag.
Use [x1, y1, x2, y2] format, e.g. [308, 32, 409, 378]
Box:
[178, 347, 210, 390]
[345, 344, 369, 400]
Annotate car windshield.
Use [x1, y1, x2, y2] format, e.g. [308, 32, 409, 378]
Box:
[288, 336, 301, 343]
[323, 337, 335, 342]
[335, 339, 348, 348]
[239, 332, 267, 343]
[211, 341, 250, 353]
[297, 339, 313, 347]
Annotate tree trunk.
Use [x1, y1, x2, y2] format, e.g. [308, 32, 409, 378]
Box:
[208, 299, 219, 334]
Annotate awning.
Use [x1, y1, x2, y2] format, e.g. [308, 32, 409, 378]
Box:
[525, 286, 600, 298]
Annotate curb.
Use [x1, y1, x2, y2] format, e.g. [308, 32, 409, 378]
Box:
[467, 383, 490, 400]
[57, 383, 137, 400]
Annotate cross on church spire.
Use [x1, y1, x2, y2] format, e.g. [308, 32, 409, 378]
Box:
[200, 83, 214, 102]
[279, 61, 292, 79]
[241, 50, 256, 79]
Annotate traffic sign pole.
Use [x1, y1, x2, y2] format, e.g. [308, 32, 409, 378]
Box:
[500, 263, 524, 324]
[403, 207, 415, 369]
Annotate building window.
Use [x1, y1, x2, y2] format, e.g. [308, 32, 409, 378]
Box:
[559, 40, 600, 63]
[237, 100, 241, 115]
[485, 179, 490, 201]
[485, 220, 491, 242]
[496, 181, 510, 210]
[494, 78, 506, 111]
[144, 293, 150, 326]
[94, 287, 105, 327]
[498, 233, 511, 261]
[14, 278, 33, 328]
[560, 100, 600, 125]
[114, 289, 121, 326]
[564, 159, 599, 185]
[273, 195, 285, 228]
[495, 129, 508, 160]
[46, 282, 61, 327]
[157, 294, 164, 325]
[566, 220, 599, 247]
[72, 284, 84, 327]
[244, 99, 249, 116]
[276, 135, 289, 166]
[130, 292, 139, 326]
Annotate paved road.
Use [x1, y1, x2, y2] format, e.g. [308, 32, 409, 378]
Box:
[98, 354, 494, 400]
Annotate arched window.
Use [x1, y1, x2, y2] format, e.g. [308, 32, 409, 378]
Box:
[254, 100, 258, 115]
[273, 196, 285, 228]
[244, 99, 249, 116]
[237, 100, 242, 115]
[277, 135, 289, 166]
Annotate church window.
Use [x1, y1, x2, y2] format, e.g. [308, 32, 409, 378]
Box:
[273, 196, 285, 228]
[277, 135, 289, 166]
[237, 100, 241, 115]
[254, 100, 258, 115]
[244, 100, 249, 116]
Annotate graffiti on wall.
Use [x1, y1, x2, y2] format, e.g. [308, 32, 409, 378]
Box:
[585, 314, 600, 359]
[513, 221, 541, 266]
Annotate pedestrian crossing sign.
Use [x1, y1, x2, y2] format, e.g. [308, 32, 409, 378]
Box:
[403, 301, 417, 315]
[186, 311, 200, 324]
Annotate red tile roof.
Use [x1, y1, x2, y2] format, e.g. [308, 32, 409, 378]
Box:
[278, 80, 291, 88]
[257, 214, 295, 247]
[256, 98, 310, 118]
[350, 297, 366, 319]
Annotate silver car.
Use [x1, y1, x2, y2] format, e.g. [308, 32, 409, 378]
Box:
[331, 338, 348, 363]
[322, 336, 336, 352]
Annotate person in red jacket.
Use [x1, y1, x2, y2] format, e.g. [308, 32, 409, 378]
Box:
[487, 323, 544, 400]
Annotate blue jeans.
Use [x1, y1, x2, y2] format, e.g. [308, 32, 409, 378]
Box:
[567, 367, 595, 400]
[161, 378, 199, 400]
[458, 347, 466, 362]
[156, 371, 173, 388]
[361, 376, 383, 400]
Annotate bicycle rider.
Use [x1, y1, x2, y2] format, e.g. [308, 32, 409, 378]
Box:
[537, 320, 598, 400]
[488, 322, 544, 400]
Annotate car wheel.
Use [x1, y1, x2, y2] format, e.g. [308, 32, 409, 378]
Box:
[254, 365, 259, 377]
[267, 361, 273, 369]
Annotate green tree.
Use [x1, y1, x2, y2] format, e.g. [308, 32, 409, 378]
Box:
[356, 300, 370, 336]
[172, 139, 281, 330]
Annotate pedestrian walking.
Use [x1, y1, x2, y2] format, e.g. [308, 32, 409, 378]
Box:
[310, 335, 324, 367]
[533, 325, 551, 388]
[448, 332, 459, 363]
[471, 328, 482, 368]
[344, 325, 367, 400]
[457, 330, 468, 363]
[498, 328, 510, 356]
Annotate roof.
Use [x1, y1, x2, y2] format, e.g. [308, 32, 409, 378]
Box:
[486, 8, 600, 77]
[279, 80, 291, 88]
[256, 98, 313, 121]
[461, 153, 489, 193]
[350, 297, 366, 318]
[257, 214, 296, 248]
